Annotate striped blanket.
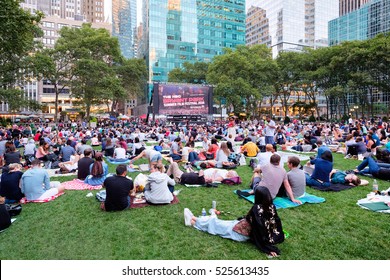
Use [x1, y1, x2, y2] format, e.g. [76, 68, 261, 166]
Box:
[20, 192, 65, 204]
[234, 189, 325, 209]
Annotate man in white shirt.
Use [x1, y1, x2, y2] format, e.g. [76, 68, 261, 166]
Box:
[255, 144, 283, 168]
[113, 143, 127, 159]
[265, 115, 276, 145]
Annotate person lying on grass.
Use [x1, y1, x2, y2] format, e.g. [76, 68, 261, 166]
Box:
[166, 157, 238, 185]
[237, 154, 302, 205]
[329, 169, 361, 186]
[353, 155, 390, 180]
[184, 187, 284, 258]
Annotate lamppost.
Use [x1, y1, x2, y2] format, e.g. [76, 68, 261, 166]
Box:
[353, 105, 359, 120]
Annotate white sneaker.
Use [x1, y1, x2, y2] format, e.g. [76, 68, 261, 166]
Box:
[184, 208, 194, 226]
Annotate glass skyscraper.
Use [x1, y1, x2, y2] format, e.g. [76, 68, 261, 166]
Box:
[140, 0, 246, 84]
[329, 0, 390, 46]
[112, 0, 137, 58]
[246, 0, 339, 57]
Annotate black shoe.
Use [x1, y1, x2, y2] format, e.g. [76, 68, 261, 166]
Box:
[237, 190, 251, 197]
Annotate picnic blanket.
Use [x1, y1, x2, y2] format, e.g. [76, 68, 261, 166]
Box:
[309, 183, 357, 192]
[234, 189, 325, 209]
[20, 192, 65, 204]
[277, 151, 311, 165]
[61, 179, 103, 190]
[106, 158, 130, 164]
[357, 195, 390, 213]
[130, 195, 179, 208]
[47, 168, 77, 178]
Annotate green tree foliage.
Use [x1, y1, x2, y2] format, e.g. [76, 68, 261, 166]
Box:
[32, 45, 77, 123]
[274, 51, 304, 117]
[113, 58, 148, 112]
[168, 61, 209, 84]
[33, 24, 147, 122]
[0, 0, 43, 111]
[57, 23, 123, 120]
[207, 45, 276, 114]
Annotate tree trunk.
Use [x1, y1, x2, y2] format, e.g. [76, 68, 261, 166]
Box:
[54, 83, 59, 125]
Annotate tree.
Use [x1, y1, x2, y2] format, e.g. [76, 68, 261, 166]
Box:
[168, 61, 209, 84]
[32, 46, 76, 124]
[56, 23, 123, 120]
[274, 52, 304, 117]
[207, 45, 276, 115]
[113, 58, 148, 112]
[0, 0, 43, 112]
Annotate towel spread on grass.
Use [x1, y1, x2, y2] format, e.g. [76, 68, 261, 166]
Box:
[129, 195, 179, 208]
[357, 196, 390, 213]
[308, 183, 358, 192]
[106, 158, 131, 164]
[234, 189, 325, 209]
[61, 179, 103, 190]
[19, 192, 65, 204]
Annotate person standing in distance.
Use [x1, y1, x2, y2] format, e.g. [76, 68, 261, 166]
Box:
[265, 115, 276, 145]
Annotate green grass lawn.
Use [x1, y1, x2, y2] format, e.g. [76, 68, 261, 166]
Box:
[1, 152, 389, 260]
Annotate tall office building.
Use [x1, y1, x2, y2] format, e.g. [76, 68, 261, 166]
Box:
[140, 0, 245, 83]
[246, 6, 271, 47]
[328, 0, 390, 116]
[83, 0, 105, 23]
[17, 0, 111, 118]
[329, 0, 390, 45]
[112, 0, 137, 58]
[246, 0, 339, 58]
[135, 0, 246, 114]
[339, 0, 372, 15]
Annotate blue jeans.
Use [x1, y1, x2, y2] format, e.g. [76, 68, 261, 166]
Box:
[265, 136, 274, 145]
[305, 173, 330, 187]
[194, 216, 249, 242]
[251, 176, 262, 190]
[377, 162, 390, 169]
[188, 151, 199, 163]
[357, 157, 380, 175]
[170, 154, 182, 161]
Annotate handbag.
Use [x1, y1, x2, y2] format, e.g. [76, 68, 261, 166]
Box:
[5, 204, 22, 217]
[205, 153, 214, 160]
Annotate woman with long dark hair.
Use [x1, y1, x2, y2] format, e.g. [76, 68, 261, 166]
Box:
[184, 187, 284, 257]
[84, 152, 108, 186]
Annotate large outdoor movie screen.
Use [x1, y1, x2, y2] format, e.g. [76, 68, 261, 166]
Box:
[153, 83, 213, 115]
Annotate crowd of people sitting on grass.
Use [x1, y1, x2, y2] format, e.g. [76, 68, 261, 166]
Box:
[1, 115, 390, 255]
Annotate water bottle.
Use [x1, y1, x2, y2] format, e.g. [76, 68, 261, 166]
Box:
[201, 208, 206, 216]
[372, 179, 378, 193]
[212, 200, 217, 210]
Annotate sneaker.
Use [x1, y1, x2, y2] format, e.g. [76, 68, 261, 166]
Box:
[184, 208, 194, 226]
[236, 190, 251, 197]
[344, 154, 352, 159]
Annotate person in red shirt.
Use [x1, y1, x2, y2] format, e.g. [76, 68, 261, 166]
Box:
[207, 138, 219, 159]
[33, 130, 41, 142]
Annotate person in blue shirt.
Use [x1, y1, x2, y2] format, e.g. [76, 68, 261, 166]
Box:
[305, 150, 333, 187]
[370, 130, 381, 147]
[84, 152, 108, 186]
[330, 169, 361, 186]
[21, 159, 64, 201]
[316, 139, 331, 159]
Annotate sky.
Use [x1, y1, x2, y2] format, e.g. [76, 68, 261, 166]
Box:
[104, 0, 143, 25]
